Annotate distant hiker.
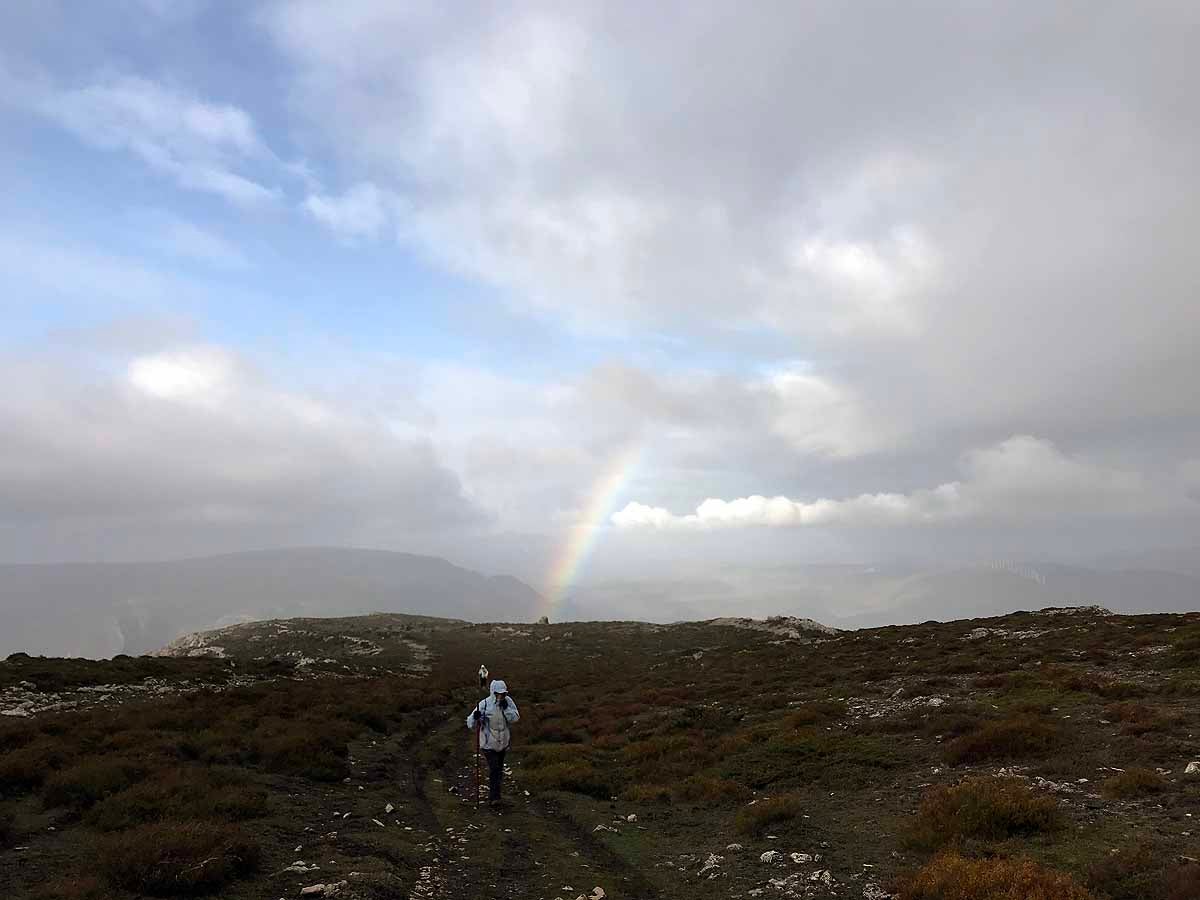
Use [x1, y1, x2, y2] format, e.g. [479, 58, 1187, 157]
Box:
[478, 664, 489, 689]
[467, 679, 519, 804]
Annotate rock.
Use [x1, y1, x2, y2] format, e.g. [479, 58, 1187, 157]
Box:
[699, 853, 724, 876]
[1185, 761, 1200, 775]
[809, 870, 835, 886]
[385, 803, 395, 814]
[760, 850, 783, 864]
[626, 814, 637, 822]
[372, 819, 385, 828]
[863, 884, 898, 900]
[926, 697, 946, 707]
[791, 852, 812, 864]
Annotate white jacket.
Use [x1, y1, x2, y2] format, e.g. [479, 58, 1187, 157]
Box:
[466, 679, 519, 751]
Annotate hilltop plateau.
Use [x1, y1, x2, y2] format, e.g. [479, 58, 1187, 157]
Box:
[2, 608, 1199, 899]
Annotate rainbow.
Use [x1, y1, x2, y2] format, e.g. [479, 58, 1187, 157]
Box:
[540, 443, 643, 619]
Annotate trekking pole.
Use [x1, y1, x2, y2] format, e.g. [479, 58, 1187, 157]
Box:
[474, 702, 483, 805]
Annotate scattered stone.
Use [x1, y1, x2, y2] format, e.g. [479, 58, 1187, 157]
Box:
[283, 861, 321, 874]
[372, 819, 385, 828]
[726, 843, 744, 852]
[790, 852, 812, 864]
[626, 813, 637, 822]
[863, 884, 898, 900]
[385, 803, 395, 814]
[1185, 761, 1200, 776]
[760, 850, 783, 864]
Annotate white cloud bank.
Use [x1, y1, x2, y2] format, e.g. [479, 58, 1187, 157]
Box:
[613, 436, 1177, 530]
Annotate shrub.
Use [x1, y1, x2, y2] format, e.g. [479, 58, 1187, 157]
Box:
[31, 877, 108, 900]
[1054, 670, 1145, 699]
[905, 777, 1063, 850]
[673, 775, 751, 805]
[99, 821, 260, 896]
[784, 700, 847, 727]
[623, 783, 671, 803]
[86, 768, 268, 832]
[1100, 767, 1170, 799]
[530, 722, 585, 743]
[42, 758, 144, 811]
[899, 853, 1095, 899]
[944, 716, 1062, 765]
[734, 794, 805, 836]
[1165, 862, 1200, 900]
[1087, 842, 1199, 900]
[0, 741, 70, 792]
[1103, 702, 1180, 736]
[523, 762, 612, 798]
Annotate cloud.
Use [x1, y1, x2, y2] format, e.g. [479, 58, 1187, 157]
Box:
[302, 182, 398, 240]
[0, 338, 485, 540]
[260, 1, 1200, 440]
[32, 74, 280, 207]
[613, 437, 1179, 530]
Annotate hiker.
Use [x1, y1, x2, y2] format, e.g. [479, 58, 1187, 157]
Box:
[466, 679, 519, 804]
[478, 663, 488, 689]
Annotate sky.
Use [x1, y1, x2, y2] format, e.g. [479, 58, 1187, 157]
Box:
[2, 1, 1199, 601]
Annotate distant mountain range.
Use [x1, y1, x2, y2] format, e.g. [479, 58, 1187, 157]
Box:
[559, 558, 1200, 628]
[0, 548, 544, 658]
[3, 546, 1197, 658]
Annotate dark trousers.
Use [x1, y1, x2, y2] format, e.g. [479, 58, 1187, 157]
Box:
[482, 748, 506, 802]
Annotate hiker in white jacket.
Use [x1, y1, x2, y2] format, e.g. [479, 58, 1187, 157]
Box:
[466, 679, 519, 803]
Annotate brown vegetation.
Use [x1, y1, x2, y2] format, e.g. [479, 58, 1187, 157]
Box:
[905, 777, 1064, 850]
[944, 715, 1062, 765]
[898, 853, 1095, 899]
[734, 793, 806, 836]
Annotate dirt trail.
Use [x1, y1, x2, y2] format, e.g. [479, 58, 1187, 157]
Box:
[392, 689, 664, 900]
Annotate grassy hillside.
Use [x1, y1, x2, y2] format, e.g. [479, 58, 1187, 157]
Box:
[2, 609, 1199, 899]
